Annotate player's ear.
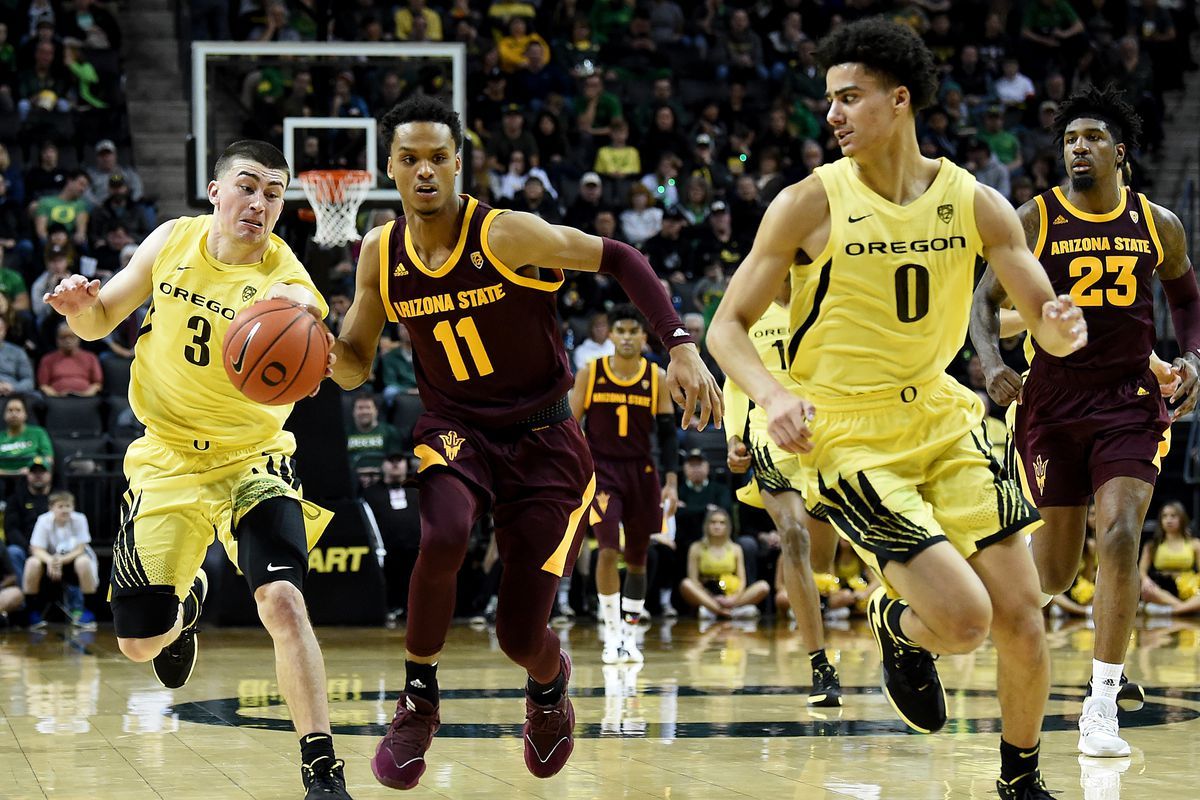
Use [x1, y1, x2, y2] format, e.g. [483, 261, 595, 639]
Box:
[893, 85, 911, 115]
[1114, 142, 1125, 167]
[386, 156, 394, 181]
[455, 152, 462, 177]
[206, 179, 220, 208]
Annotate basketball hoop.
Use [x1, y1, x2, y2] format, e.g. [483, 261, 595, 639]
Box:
[297, 169, 373, 248]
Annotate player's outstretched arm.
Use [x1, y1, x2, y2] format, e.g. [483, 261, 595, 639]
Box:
[709, 179, 819, 454]
[970, 266, 1024, 407]
[46, 219, 171, 340]
[1150, 203, 1200, 419]
[487, 210, 722, 430]
[331, 225, 388, 390]
[975, 184, 1087, 358]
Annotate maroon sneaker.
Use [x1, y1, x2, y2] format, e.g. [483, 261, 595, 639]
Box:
[523, 651, 575, 778]
[371, 693, 441, 790]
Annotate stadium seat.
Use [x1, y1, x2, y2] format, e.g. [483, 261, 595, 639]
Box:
[101, 356, 133, 398]
[42, 396, 105, 436]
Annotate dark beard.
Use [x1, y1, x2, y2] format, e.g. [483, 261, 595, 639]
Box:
[1069, 173, 1096, 191]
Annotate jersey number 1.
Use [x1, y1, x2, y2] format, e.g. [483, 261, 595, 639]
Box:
[433, 316, 494, 381]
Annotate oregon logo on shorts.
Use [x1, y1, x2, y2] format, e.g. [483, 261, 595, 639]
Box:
[439, 431, 465, 460]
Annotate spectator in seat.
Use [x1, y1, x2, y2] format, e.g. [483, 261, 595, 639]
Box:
[0, 245, 31, 313]
[23, 490, 97, 629]
[394, 0, 443, 42]
[346, 393, 402, 475]
[593, 117, 641, 182]
[24, 141, 64, 203]
[571, 312, 614, 371]
[511, 174, 561, 223]
[964, 138, 1011, 199]
[251, 0, 302, 42]
[31, 244, 74, 321]
[61, 0, 121, 51]
[497, 17, 548, 73]
[4, 456, 53, 584]
[17, 39, 69, 122]
[0, 542, 20, 620]
[977, 105, 1023, 173]
[37, 321, 101, 397]
[564, 172, 605, 232]
[361, 452, 421, 621]
[379, 324, 418, 407]
[676, 448, 732, 551]
[619, 182, 662, 248]
[34, 170, 90, 251]
[487, 103, 538, 173]
[87, 140, 145, 207]
[715, 8, 767, 83]
[0, 396, 51, 476]
[0, 321, 34, 400]
[90, 174, 150, 244]
[680, 506, 768, 619]
[90, 222, 134, 279]
[641, 205, 693, 284]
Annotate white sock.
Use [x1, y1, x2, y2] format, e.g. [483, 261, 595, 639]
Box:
[598, 592, 620, 633]
[621, 597, 645, 623]
[1090, 659, 1123, 704]
[659, 588, 673, 607]
[557, 577, 571, 606]
[1039, 592, 1054, 608]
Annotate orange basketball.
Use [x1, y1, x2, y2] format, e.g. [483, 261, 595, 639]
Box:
[223, 298, 330, 405]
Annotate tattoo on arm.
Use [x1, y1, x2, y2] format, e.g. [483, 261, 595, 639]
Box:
[1152, 203, 1194, 281]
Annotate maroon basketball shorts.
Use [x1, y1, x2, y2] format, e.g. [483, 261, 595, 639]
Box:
[1014, 364, 1169, 508]
[589, 457, 664, 568]
[412, 412, 596, 577]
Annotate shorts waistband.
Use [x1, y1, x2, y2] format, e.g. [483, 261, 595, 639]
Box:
[808, 375, 945, 412]
[484, 395, 571, 434]
[1028, 359, 1148, 389]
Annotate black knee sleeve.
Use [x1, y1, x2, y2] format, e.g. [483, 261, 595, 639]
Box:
[235, 496, 309, 593]
[111, 587, 180, 639]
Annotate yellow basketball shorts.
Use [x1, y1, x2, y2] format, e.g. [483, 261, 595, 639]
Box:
[109, 432, 333, 603]
[802, 375, 1041, 588]
[736, 416, 806, 510]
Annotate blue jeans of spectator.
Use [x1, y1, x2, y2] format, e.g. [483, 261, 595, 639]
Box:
[6, 544, 25, 583]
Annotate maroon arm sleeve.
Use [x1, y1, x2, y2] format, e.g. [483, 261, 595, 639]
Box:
[599, 238, 695, 349]
[1161, 270, 1200, 357]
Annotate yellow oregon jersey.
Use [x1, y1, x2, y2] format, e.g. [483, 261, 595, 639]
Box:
[129, 216, 327, 450]
[789, 158, 982, 397]
[723, 300, 793, 437]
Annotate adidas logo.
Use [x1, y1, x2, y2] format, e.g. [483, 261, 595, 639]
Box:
[1103, 678, 1117, 686]
[1053, 215, 1069, 225]
[406, 696, 417, 711]
[672, 327, 687, 337]
[1137, 387, 1149, 396]
[394, 262, 409, 276]
[409, 678, 426, 688]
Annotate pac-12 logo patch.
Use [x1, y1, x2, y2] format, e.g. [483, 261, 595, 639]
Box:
[937, 204, 954, 223]
[471, 251, 484, 268]
[242, 285, 258, 302]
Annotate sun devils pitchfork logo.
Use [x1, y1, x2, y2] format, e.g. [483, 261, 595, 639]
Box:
[1033, 455, 1049, 494]
[439, 431, 465, 460]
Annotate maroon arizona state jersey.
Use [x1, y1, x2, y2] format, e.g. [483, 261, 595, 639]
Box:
[379, 196, 572, 426]
[581, 356, 660, 460]
[1029, 186, 1164, 379]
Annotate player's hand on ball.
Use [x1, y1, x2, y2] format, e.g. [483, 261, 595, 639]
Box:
[1042, 294, 1087, 353]
[727, 437, 751, 474]
[1169, 352, 1200, 422]
[983, 363, 1024, 407]
[44, 274, 101, 317]
[765, 389, 815, 454]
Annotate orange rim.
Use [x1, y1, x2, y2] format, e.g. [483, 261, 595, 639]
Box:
[298, 169, 373, 204]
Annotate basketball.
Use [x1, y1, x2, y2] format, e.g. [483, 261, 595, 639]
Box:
[222, 298, 330, 405]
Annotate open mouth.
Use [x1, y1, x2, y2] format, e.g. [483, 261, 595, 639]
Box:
[240, 219, 264, 230]
[415, 185, 438, 197]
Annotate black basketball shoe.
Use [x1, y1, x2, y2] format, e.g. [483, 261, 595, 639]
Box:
[303, 755, 352, 798]
[996, 770, 1057, 798]
[867, 588, 947, 733]
[808, 661, 844, 708]
[1085, 673, 1145, 712]
[153, 569, 207, 689]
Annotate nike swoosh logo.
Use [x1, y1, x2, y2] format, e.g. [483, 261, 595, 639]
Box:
[266, 563, 292, 572]
[848, 214, 872, 223]
[176, 266, 192, 271]
[231, 322, 261, 373]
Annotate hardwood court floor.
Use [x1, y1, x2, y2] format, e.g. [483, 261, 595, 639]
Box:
[1, 615, 1198, 799]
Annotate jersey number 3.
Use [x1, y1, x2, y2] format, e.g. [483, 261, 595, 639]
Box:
[1069, 256, 1137, 307]
[433, 316, 494, 381]
[183, 315, 212, 367]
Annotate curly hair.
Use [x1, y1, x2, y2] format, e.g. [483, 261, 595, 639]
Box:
[381, 95, 463, 151]
[1052, 83, 1142, 151]
[608, 303, 646, 331]
[815, 18, 939, 112]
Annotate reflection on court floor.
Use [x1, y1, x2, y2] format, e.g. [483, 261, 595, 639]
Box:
[1, 616, 1198, 799]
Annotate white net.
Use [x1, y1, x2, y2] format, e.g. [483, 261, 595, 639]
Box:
[298, 170, 374, 248]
